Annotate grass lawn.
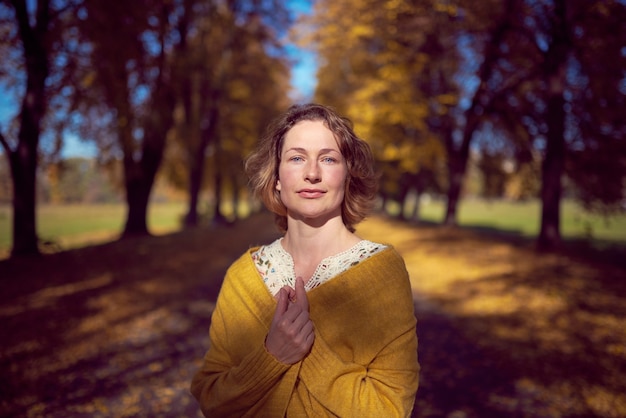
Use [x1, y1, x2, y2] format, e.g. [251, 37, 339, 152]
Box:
[458, 199, 626, 242]
[0, 202, 188, 259]
[1, 199, 624, 259]
[389, 198, 626, 242]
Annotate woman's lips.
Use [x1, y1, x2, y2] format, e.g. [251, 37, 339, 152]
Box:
[297, 189, 326, 198]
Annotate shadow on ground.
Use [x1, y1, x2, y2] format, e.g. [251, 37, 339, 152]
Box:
[0, 212, 624, 417]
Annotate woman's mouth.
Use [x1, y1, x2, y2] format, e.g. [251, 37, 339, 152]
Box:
[298, 189, 326, 198]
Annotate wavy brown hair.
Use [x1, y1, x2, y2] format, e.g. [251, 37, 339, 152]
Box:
[245, 103, 378, 232]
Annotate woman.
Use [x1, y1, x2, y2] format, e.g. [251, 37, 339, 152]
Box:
[191, 103, 419, 417]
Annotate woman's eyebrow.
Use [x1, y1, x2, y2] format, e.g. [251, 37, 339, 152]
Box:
[284, 147, 340, 154]
[283, 147, 307, 154]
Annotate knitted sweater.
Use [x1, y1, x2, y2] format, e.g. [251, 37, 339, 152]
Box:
[190, 245, 419, 417]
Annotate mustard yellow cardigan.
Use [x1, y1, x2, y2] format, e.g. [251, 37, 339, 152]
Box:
[190, 246, 419, 417]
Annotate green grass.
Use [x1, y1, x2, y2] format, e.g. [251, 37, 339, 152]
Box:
[457, 199, 626, 242]
[386, 198, 626, 242]
[0, 202, 188, 258]
[1, 199, 625, 259]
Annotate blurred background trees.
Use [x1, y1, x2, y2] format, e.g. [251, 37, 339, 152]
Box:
[301, 0, 626, 249]
[0, 0, 624, 257]
[0, 0, 291, 256]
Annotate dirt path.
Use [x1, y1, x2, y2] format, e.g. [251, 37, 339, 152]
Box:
[0, 212, 624, 417]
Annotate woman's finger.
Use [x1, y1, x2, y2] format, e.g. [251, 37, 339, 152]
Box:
[294, 276, 309, 311]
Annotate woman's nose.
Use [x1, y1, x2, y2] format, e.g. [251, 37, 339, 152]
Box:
[305, 161, 321, 183]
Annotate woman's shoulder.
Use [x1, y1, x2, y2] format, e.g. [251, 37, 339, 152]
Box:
[357, 239, 398, 257]
[335, 239, 387, 265]
[360, 242, 407, 271]
[356, 239, 387, 251]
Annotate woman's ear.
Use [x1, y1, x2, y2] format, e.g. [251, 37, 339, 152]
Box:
[276, 179, 281, 191]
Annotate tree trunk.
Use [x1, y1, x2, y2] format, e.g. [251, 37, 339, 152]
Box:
[120, 11, 174, 238]
[397, 181, 411, 221]
[444, 156, 464, 226]
[231, 173, 240, 221]
[10, 141, 39, 256]
[537, 94, 565, 251]
[8, 0, 51, 257]
[121, 87, 173, 237]
[122, 161, 151, 237]
[410, 190, 421, 222]
[444, 127, 472, 226]
[443, 0, 515, 226]
[536, 0, 568, 251]
[212, 164, 228, 225]
[184, 159, 202, 227]
[184, 106, 218, 227]
[121, 143, 168, 237]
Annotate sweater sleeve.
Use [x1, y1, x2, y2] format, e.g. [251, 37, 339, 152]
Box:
[297, 247, 419, 417]
[190, 254, 292, 417]
[190, 302, 290, 417]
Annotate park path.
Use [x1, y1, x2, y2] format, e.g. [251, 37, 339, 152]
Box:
[1, 211, 624, 417]
[1, 213, 282, 418]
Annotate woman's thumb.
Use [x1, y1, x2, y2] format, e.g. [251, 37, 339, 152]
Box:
[295, 276, 309, 311]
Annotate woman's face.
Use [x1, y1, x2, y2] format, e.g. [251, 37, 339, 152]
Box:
[276, 120, 348, 225]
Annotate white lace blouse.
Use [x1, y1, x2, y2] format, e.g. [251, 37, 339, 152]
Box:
[251, 238, 387, 296]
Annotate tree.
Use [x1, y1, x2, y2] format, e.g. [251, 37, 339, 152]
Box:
[492, 0, 626, 250]
[210, 17, 291, 223]
[477, 148, 510, 199]
[0, 154, 11, 203]
[0, 0, 63, 256]
[74, 0, 184, 237]
[562, 1, 626, 216]
[302, 0, 448, 220]
[535, 0, 569, 250]
[167, 1, 291, 227]
[440, 0, 531, 226]
[306, 0, 625, 252]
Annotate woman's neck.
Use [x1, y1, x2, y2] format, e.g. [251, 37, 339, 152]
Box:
[281, 216, 361, 280]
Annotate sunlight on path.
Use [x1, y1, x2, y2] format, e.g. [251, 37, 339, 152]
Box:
[358, 215, 626, 418]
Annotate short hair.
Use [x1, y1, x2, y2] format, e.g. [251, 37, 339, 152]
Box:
[245, 103, 378, 232]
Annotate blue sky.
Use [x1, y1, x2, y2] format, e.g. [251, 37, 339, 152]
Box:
[288, 46, 318, 102]
[286, 0, 317, 102]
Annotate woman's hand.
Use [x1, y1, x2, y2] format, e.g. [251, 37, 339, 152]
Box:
[265, 277, 315, 364]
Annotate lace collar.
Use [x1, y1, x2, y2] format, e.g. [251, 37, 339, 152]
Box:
[252, 238, 386, 296]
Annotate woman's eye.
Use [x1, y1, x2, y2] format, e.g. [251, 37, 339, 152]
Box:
[322, 157, 337, 164]
[290, 156, 304, 162]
